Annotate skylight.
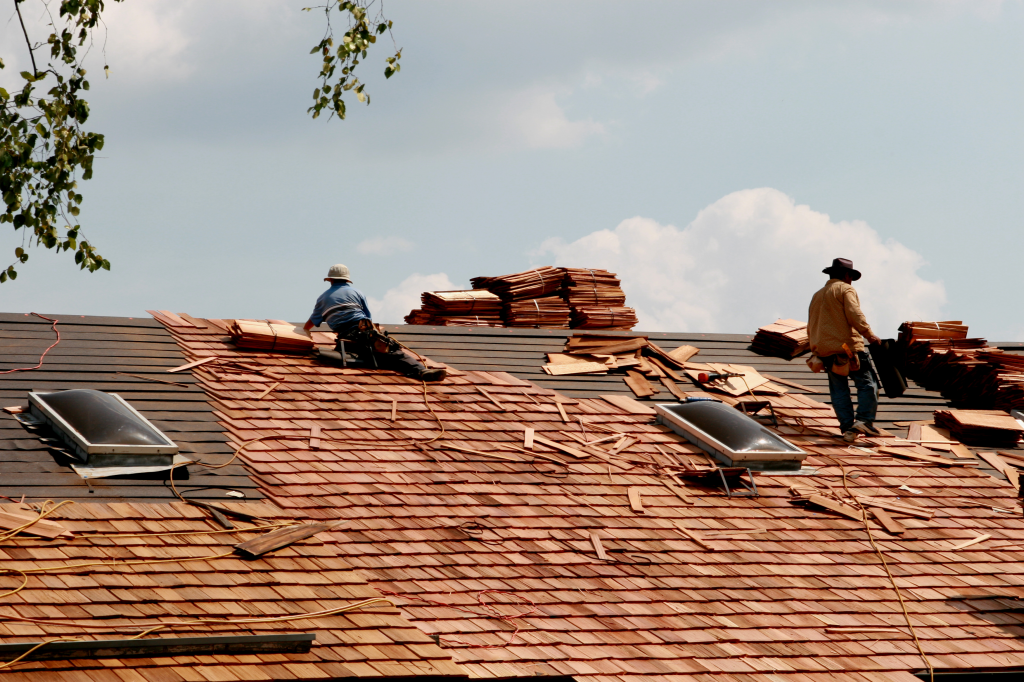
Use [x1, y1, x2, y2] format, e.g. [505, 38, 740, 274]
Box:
[655, 400, 807, 471]
[28, 390, 178, 467]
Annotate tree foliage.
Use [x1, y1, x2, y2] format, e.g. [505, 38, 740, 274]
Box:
[0, 0, 399, 283]
[305, 1, 402, 120]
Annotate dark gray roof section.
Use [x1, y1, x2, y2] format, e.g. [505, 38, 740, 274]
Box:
[0, 312, 259, 503]
[383, 324, 998, 432]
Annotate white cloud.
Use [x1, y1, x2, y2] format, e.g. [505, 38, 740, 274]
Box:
[356, 236, 415, 257]
[537, 188, 946, 336]
[368, 272, 456, 324]
[499, 88, 606, 150]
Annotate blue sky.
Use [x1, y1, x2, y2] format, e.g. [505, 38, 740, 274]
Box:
[2, 1, 1022, 338]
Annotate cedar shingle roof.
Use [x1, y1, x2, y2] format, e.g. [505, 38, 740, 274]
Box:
[3, 311, 1024, 681]
[156, 316, 1024, 680]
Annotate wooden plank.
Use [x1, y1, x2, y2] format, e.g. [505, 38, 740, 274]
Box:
[0, 510, 70, 539]
[627, 487, 645, 513]
[806, 495, 866, 522]
[854, 496, 934, 519]
[647, 356, 685, 382]
[114, 372, 190, 388]
[175, 313, 209, 329]
[543, 361, 609, 376]
[309, 424, 321, 450]
[600, 395, 656, 415]
[760, 373, 815, 392]
[977, 451, 1020, 488]
[556, 401, 569, 423]
[571, 338, 648, 356]
[673, 524, 715, 551]
[532, 434, 592, 459]
[949, 534, 992, 551]
[391, 400, 398, 422]
[168, 357, 220, 373]
[876, 446, 964, 467]
[478, 387, 506, 411]
[609, 435, 637, 455]
[234, 522, 338, 558]
[667, 345, 700, 363]
[623, 370, 658, 398]
[523, 427, 534, 450]
[255, 382, 280, 401]
[589, 532, 609, 561]
[870, 508, 906, 535]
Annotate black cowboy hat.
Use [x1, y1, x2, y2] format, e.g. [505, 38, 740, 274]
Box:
[823, 257, 861, 281]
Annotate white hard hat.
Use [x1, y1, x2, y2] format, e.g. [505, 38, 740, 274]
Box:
[324, 264, 351, 282]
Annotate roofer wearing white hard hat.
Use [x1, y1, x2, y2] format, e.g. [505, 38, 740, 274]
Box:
[304, 264, 445, 382]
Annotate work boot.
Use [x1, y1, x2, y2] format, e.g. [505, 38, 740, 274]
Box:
[418, 367, 446, 382]
[842, 429, 859, 444]
[850, 420, 882, 437]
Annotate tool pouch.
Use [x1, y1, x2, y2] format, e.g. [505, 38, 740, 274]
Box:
[830, 354, 850, 376]
[806, 354, 825, 373]
[354, 319, 401, 354]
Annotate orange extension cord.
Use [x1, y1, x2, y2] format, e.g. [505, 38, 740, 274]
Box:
[0, 313, 60, 374]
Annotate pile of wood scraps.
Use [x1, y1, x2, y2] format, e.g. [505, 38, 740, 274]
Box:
[899, 320, 1024, 410]
[934, 409, 1024, 448]
[404, 290, 504, 327]
[750, 319, 810, 358]
[230, 320, 315, 353]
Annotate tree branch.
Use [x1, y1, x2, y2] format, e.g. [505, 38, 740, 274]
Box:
[14, 0, 38, 76]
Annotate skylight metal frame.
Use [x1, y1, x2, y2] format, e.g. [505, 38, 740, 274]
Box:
[28, 391, 178, 465]
[654, 402, 808, 471]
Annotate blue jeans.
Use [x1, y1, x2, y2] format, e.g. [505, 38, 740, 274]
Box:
[825, 351, 878, 433]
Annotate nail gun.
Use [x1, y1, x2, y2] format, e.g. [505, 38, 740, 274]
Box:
[697, 371, 745, 383]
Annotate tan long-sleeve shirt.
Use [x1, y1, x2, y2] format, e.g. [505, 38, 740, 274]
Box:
[807, 279, 874, 355]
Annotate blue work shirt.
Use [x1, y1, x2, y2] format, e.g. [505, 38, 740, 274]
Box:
[309, 282, 372, 332]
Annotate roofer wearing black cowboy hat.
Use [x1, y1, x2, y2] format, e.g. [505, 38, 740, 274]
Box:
[807, 258, 882, 443]
[304, 264, 446, 382]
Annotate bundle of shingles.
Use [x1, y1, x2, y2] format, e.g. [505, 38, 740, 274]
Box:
[503, 296, 572, 328]
[934, 409, 1024, 448]
[899, 320, 1024, 410]
[545, 334, 791, 400]
[404, 290, 504, 327]
[230, 320, 315, 353]
[562, 268, 636, 330]
[471, 266, 571, 329]
[750, 319, 810, 358]
[406, 266, 638, 330]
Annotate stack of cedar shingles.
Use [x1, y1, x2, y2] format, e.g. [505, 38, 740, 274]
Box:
[900, 320, 1024, 410]
[934, 409, 1024, 448]
[404, 290, 504, 327]
[503, 296, 572, 328]
[563, 268, 637, 330]
[471, 266, 570, 329]
[406, 266, 638, 330]
[751, 318, 810, 358]
[230, 319, 315, 352]
[548, 333, 788, 400]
